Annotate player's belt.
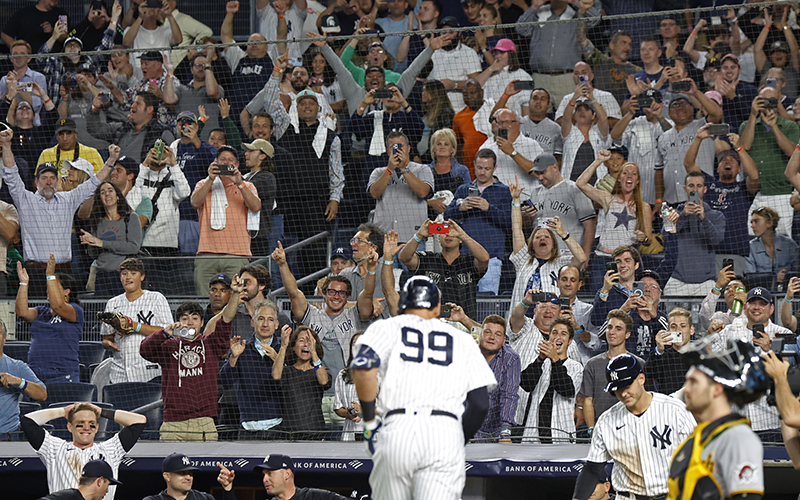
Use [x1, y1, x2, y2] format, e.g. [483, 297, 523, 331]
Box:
[616, 493, 666, 500]
[385, 408, 457, 420]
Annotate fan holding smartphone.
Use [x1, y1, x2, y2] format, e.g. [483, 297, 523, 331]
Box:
[474, 39, 535, 116]
[650, 308, 694, 395]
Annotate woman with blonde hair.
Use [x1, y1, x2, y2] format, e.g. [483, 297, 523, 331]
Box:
[509, 177, 586, 306]
[426, 128, 471, 218]
[576, 150, 653, 291]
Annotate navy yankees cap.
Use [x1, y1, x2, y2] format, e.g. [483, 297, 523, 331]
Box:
[746, 287, 772, 304]
[162, 453, 200, 473]
[254, 454, 294, 472]
[209, 273, 232, 288]
[605, 353, 643, 392]
[83, 459, 122, 485]
[331, 247, 351, 261]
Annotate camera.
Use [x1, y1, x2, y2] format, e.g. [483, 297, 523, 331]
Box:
[438, 304, 451, 319]
[429, 222, 449, 234]
[174, 326, 196, 339]
[763, 97, 779, 109]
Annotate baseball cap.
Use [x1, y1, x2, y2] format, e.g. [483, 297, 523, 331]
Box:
[643, 87, 663, 103]
[64, 36, 83, 49]
[82, 459, 122, 485]
[706, 57, 721, 69]
[296, 88, 318, 103]
[55, 117, 77, 133]
[209, 273, 232, 288]
[704, 90, 723, 106]
[720, 53, 739, 66]
[331, 247, 352, 261]
[254, 454, 294, 472]
[746, 287, 772, 304]
[64, 158, 94, 177]
[638, 269, 661, 283]
[115, 156, 139, 175]
[531, 153, 558, 172]
[368, 41, 386, 52]
[574, 97, 594, 112]
[771, 40, 790, 54]
[176, 111, 198, 124]
[216, 144, 238, 158]
[717, 149, 740, 164]
[163, 453, 200, 473]
[242, 139, 275, 158]
[17, 100, 32, 110]
[140, 51, 163, 62]
[320, 14, 341, 33]
[605, 353, 643, 392]
[35, 162, 58, 177]
[78, 62, 98, 75]
[669, 94, 693, 108]
[365, 65, 384, 75]
[608, 144, 628, 159]
[438, 16, 460, 28]
[491, 38, 516, 53]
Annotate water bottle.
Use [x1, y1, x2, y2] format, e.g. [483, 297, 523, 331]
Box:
[731, 286, 745, 315]
[661, 206, 676, 233]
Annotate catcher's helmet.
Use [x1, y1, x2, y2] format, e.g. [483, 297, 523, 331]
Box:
[684, 338, 769, 405]
[400, 275, 440, 312]
[605, 353, 643, 392]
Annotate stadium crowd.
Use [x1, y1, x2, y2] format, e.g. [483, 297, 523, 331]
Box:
[3, 0, 800, 480]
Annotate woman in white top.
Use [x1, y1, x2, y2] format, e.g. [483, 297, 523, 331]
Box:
[509, 177, 586, 314]
[576, 150, 653, 292]
[560, 87, 609, 183]
[474, 38, 533, 116]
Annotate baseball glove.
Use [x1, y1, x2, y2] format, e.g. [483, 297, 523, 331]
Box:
[97, 311, 137, 335]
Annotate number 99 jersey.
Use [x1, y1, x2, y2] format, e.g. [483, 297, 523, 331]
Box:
[355, 314, 497, 418]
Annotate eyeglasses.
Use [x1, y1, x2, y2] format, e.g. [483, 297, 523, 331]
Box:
[644, 284, 661, 291]
[496, 119, 517, 125]
[350, 237, 369, 245]
[326, 289, 349, 298]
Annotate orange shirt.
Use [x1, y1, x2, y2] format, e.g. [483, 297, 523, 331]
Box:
[195, 178, 259, 256]
[452, 107, 488, 180]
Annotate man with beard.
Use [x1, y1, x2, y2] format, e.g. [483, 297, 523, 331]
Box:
[717, 54, 759, 132]
[577, 28, 641, 105]
[272, 239, 376, 425]
[453, 80, 492, 177]
[205, 273, 231, 323]
[516, 88, 563, 160]
[1, 132, 113, 296]
[163, 54, 223, 141]
[87, 91, 175, 164]
[685, 124, 758, 270]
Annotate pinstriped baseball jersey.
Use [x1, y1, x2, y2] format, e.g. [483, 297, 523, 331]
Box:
[37, 432, 127, 500]
[588, 393, 696, 496]
[355, 314, 497, 418]
[101, 290, 174, 383]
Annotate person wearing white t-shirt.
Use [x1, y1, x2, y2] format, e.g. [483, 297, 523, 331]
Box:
[474, 38, 534, 117]
[429, 16, 482, 112]
[555, 62, 622, 129]
[122, 1, 182, 79]
[256, 0, 308, 62]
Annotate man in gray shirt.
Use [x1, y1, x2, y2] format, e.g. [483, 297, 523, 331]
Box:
[518, 88, 563, 160]
[529, 153, 597, 266]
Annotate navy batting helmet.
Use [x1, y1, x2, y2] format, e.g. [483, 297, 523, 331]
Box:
[400, 275, 440, 312]
[684, 338, 769, 405]
[605, 353, 643, 392]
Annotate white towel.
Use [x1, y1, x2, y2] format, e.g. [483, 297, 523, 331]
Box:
[368, 109, 386, 156]
[472, 99, 496, 138]
[210, 177, 228, 230]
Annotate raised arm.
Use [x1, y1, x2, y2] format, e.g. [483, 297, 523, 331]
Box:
[449, 219, 490, 272]
[357, 249, 378, 321]
[509, 176, 527, 254]
[398, 220, 429, 271]
[728, 133, 759, 194]
[684, 123, 712, 173]
[576, 151, 612, 209]
[754, 16, 771, 72]
[221, 1, 237, 44]
[272, 241, 308, 322]
[782, 277, 800, 332]
[45, 254, 76, 322]
[272, 325, 292, 380]
[382, 231, 401, 317]
[785, 144, 800, 192]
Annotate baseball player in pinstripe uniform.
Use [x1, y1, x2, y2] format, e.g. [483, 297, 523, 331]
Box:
[21, 402, 146, 500]
[573, 353, 696, 500]
[351, 275, 497, 500]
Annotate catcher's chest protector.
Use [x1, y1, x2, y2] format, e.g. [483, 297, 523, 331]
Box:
[668, 414, 750, 500]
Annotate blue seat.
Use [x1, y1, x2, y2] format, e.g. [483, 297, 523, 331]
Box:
[78, 342, 107, 383]
[19, 401, 41, 416]
[43, 382, 98, 408]
[102, 383, 163, 440]
[4, 341, 30, 364]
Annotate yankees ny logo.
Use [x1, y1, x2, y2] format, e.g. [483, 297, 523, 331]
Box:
[137, 311, 155, 325]
[650, 425, 672, 449]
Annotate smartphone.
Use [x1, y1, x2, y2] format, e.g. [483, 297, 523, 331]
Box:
[711, 16, 722, 25]
[530, 291, 547, 302]
[59, 15, 67, 25]
[637, 96, 653, 108]
[217, 163, 235, 175]
[766, 77, 778, 89]
[148, 78, 158, 88]
[438, 304, 451, 319]
[606, 261, 618, 274]
[468, 186, 479, 195]
[373, 89, 392, 99]
[537, 217, 554, 229]
[688, 190, 700, 204]
[429, 222, 449, 234]
[498, 128, 508, 140]
[752, 323, 766, 340]
[631, 281, 645, 296]
[666, 58, 676, 68]
[154, 139, 165, 161]
[514, 80, 536, 91]
[665, 331, 684, 344]
[559, 297, 571, 311]
[392, 143, 402, 155]
[722, 258, 734, 272]
[772, 338, 785, 353]
[99, 92, 111, 104]
[288, 56, 303, 67]
[707, 123, 730, 136]
[763, 97, 779, 109]
[364, 29, 379, 35]
[523, 199, 535, 210]
[672, 81, 692, 92]
[24, 82, 32, 92]
[578, 74, 588, 84]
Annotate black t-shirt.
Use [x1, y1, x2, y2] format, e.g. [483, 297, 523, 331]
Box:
[38, 489, 84, 500]
[2, 5, 69, 53]
[291, 487, 349, 500]
[415, 251, 485, 320]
